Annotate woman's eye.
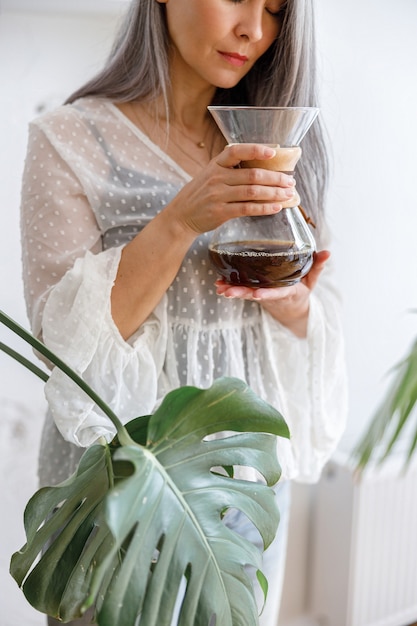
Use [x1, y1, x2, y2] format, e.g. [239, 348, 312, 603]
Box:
[266, 2, 287, 18]
[229, 0, 286, 18]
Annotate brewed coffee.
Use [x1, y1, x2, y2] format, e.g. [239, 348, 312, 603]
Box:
[209, 240, 314, 287]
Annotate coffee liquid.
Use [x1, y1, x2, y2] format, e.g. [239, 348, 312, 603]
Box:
[209, 240, 314, 288]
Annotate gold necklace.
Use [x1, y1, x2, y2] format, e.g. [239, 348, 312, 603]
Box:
[137, 102, 211, 149]
[167, 129, 212, 168]
[169, 116, 213, 151]
[127, 102, 220, 168]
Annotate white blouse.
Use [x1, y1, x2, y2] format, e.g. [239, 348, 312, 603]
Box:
[20, 97, 348, 483]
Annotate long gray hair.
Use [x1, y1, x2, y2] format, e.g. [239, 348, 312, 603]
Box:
[66, 0, 328, 228]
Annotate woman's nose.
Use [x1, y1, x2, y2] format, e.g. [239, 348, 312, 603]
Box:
[234, 7, 264, 42]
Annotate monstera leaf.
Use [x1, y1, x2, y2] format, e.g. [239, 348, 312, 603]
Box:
[1, 311, 290, 626]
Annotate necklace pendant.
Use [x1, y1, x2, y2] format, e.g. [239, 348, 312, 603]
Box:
[197, 141, 206, 149]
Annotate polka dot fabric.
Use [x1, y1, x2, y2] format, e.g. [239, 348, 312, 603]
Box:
[21, 97, 348, 484]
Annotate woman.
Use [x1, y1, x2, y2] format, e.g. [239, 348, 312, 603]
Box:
[20, 0, 347, 624]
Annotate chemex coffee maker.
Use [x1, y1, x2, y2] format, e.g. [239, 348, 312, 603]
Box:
[207, 106, 319, 288]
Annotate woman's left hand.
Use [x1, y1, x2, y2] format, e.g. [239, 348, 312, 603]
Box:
[215, 249, 330, 338]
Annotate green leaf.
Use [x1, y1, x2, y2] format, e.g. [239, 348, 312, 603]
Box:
[353, 337, 417, 470]
[10, 378, 289, 626]
[10, 445, 114, 619]
[148, 378, 289, 445]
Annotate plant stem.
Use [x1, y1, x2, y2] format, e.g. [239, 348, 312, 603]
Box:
[0, 341, 49, 382]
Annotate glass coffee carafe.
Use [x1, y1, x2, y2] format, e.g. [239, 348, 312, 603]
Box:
[207, 106, 319, 288]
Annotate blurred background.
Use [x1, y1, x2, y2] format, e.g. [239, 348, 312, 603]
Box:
[1, 1, 416, 625]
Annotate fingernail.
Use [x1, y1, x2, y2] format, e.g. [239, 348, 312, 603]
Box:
[285, 188, 295, 197]
[263, 147, 276, 157]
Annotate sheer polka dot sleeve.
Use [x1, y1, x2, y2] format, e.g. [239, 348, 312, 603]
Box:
[20, 117, 169, 446]
[42, 250, 168, 447]
[20, 121, 102, 338]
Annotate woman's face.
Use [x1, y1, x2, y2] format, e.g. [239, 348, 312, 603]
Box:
[158, 0, 286, 91]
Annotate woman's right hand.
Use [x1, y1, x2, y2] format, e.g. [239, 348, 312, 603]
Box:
[111, 144, 296, 339]
[165, 143, 297, 236]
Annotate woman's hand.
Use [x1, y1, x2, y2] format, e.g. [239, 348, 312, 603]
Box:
[165, 143, 296, 236]
[215, 250, 331, 338]
[113, 143, 295, 339]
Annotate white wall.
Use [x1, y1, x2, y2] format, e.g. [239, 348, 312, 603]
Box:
[1, 2, 416, 625]
[315, 0, 417, 451]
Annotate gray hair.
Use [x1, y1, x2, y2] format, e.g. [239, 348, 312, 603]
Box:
[66, 0, 328, 228]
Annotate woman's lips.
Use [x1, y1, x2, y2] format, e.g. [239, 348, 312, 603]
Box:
[218, 51, 248, 67]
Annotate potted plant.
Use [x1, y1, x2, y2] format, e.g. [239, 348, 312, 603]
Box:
[0, 310, 290, 626]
